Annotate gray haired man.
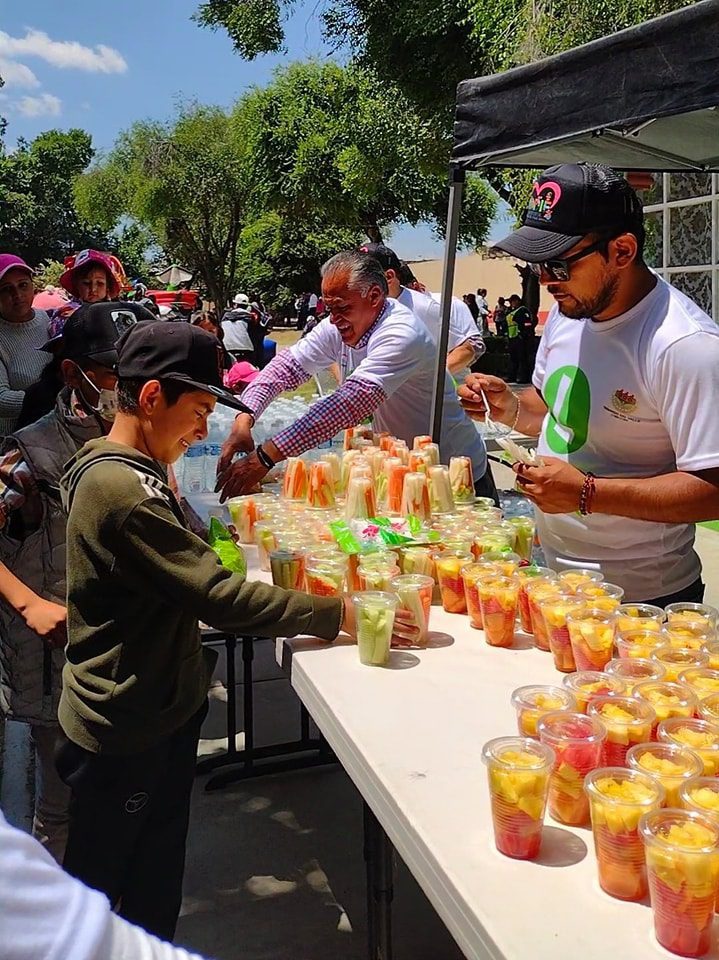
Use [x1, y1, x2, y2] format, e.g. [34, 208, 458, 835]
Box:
[217, 249, 495, 502]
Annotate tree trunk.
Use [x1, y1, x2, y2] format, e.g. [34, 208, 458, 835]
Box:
[360, 214, 383, 244]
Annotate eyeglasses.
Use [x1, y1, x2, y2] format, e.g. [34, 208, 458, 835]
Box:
[528, 237, 611, 282]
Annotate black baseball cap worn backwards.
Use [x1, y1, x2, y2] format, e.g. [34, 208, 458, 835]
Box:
[358, 242, 403, 274]
[41, 301, 154, 366]
[116, 320, 252, 413]
[493, 163, 644, 262]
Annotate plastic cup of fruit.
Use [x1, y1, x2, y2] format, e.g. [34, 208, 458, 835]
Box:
[525, 579, 563, 653]
[615, 603, 665, 636]
[353, 592, 398, 667]
[472, 531, 513, 561]
[658, 718, 719, 777]
[639, 808, 719, 958]
[507, 516, 535, 562]
[585, 767, 665, 901]
[390, 574, 433, 646]
[540, 593, 585, 672]
[627, 742, 703, 807]
[566, 607, 617, 671]
[605, 656, 666, 692]
[475, 551, 521, 579]
[305, 560, 347, 598]
[677, 667, 719, 701]
[435, 552, 473, 614]
[666, 601, 719, 633]
[511, 685, 576, 738]
[478, 576, 520, 648]
[587, 696, 655, 767]
[562, 671, 626, 714]
[633, 680, 698, 738]
[576, 581, 625, 614]
[460, 563, 495, 629]
[358, 563, 401, 592]
[269, 547, 306, 591]
[616, 628, 667, 660]
[664, 622, 712, 652]
[441, 537, 475, 557]
[557, 568, 604, 593]
[702, 640, 719, 671]
[481, 736, 555, 860]
[516, 569, 557, 637]
[679, 776, 719, 818]
[538, 711, 606, 826]
[697, 692, 719, 726]
[651, 645, 709, 683]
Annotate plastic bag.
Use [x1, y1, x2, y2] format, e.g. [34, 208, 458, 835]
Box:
[208, 517, 247, 577]
[330, 516, 438, 555]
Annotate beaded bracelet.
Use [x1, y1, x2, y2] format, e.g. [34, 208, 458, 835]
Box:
[579, 472, 596, 516]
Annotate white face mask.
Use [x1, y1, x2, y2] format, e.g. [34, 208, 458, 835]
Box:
[77, 366, 118, 422]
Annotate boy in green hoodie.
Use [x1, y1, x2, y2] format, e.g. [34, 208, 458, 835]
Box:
[56, 320, 350, 941]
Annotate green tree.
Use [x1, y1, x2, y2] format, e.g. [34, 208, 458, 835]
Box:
[112, 222, 162, 286]
[235, 60, 496, 246]
[75, 105, 255, 310]
[0, 128, 109, 264]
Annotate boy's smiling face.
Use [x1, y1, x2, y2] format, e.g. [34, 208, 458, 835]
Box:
[140, 382, 217, 464]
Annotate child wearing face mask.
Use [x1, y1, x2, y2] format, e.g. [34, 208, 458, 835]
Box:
[0, 301, 151, 863]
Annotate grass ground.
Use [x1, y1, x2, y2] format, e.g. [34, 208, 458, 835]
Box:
[269, 327, 322, 401]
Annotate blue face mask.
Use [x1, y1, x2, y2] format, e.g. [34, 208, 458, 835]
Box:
[77, 366, 118, 422]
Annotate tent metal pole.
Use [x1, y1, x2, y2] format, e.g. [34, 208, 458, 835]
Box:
[430, 166, 465, 443]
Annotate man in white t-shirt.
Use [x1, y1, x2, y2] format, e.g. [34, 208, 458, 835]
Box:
[217, 250, 495, 503]
[459, 162, 719, 604]
[358, 243, 485, 378]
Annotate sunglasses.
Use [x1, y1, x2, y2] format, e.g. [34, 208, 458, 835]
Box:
[528, 237, 611, 282]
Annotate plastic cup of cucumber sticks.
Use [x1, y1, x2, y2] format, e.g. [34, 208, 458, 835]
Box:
[353, 592, 398, 667]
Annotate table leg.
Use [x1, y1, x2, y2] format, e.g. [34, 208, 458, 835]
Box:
[242, 635, 255, 771]
[225, 635, 237, 759]
[363, 801, 394, 960]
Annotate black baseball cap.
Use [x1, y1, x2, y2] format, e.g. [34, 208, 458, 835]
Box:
[358, 242, 403, 274]
[493, 163, 644, 262]
[41, 301, 153, 366]
[116, 320, 252, 413]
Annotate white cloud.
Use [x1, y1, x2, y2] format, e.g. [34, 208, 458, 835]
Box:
[0, 29, 127, 74]
[0, 56, 40, 88]
[16, 93, 61, 117]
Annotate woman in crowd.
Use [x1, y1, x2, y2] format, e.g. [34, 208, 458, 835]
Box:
[0, 255, 51, 437]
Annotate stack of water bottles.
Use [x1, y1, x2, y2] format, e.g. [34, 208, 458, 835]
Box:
[175, 395, 344, 496]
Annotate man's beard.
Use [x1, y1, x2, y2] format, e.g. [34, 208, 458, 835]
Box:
[553, 273, 620, 321]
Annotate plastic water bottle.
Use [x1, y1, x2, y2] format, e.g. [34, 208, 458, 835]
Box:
[184, 441, 206, 493]
[204, 419, 224, 491]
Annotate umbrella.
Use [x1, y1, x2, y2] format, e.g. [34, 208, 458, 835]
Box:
[155, 264, 192, 287]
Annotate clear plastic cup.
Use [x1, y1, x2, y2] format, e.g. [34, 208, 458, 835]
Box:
[666, 601, 719, 633]
[474, 496, 498, 512]
[305, 559, 347, 598]
[305, 460, 336, 510]
[441, 537, 475, 557]
[472, 531, 512, 560]
[525, 579, 563, 653]
[587, 696, 655, 767]
[679, 776, 719, 819]
[585, 767, 665, 901]
[516, 569, 557, 638]
[254, 521, 280, 572]
[616, 628, 667, 660]
[658, 718, 719, 777]
[567, 607, 617, 671]
[539, 593, 585, 672]
[460, 563, 495, 629]
[427, 465, 455, 515]
[269, 547, 306, 591]
[651, 645, 709, 682]
[576, 581, 625, 613]
[507, 515, 535, 562]
[640, 808, 719, 957]
[353, 592, 398, 667]
[385, 460, 410, 515]
[557, 568, 603, 593]
[702, 640, 719, 671]
[633, 680, 698, 738]
[478, 576, 519, 648]
[678, 667, 719, 701]
[344, 475, 377, 521]
[511, 685, 576, 738]
[448, 456, 475, 505]
[697, 693, 719, 726]
[627, 742, 703, 807]
[475, 551, 521, 579]
[482, 737, 555, 860]
[400, 471, 432, 522]
[604, 656, 666, 692]
[562, 671, 626, 714]
[358, 563, 401, 592]
[434, 552, 473, 614]
[227, 495, 263, 544]
[306, 544, 346, 566]
[390, 574, 433, 647]
[538, 711, 607, 826]
[282, 457, 308, 501]
[616, 603, 665, 636]
[664, 622, 712, 652]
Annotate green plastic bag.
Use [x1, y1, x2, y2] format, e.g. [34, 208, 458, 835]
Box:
[208, 517, 247, 577]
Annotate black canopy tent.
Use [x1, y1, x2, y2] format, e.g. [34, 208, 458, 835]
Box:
[430, 0, 719, 440]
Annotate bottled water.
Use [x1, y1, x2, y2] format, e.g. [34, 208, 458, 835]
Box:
[204, 418, 224, 490]
[183, 441, 206, 493]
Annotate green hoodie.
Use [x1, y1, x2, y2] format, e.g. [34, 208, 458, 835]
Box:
[59, 439, 343, 755]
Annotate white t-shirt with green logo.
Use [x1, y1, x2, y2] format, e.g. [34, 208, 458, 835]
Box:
[533, 277, 719, 602]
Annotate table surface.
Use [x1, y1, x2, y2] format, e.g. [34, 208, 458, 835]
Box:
[188, 492, 717, 960]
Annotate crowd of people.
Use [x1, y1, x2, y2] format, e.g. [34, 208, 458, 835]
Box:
[3, 162, 719, 959]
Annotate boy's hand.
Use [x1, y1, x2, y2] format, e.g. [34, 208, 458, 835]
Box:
[21, 598, 67, 648]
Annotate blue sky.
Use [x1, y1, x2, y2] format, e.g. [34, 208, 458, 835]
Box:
[0, 0, 509, 258]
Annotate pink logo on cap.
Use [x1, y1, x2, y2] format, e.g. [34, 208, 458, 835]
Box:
[528, 180, 563, 221]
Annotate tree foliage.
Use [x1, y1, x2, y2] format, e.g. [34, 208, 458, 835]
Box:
[0, 129, 109, 265]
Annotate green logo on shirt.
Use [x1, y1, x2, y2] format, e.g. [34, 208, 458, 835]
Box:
[543, 364, 591, 454]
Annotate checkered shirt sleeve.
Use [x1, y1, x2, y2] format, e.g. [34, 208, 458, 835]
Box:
[240, 353, 311, 421]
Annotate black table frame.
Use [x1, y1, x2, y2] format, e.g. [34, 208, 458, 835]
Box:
[197, 632, 336, 790]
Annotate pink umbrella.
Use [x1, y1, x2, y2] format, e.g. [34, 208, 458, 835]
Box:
[33, 289, 70, 311]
